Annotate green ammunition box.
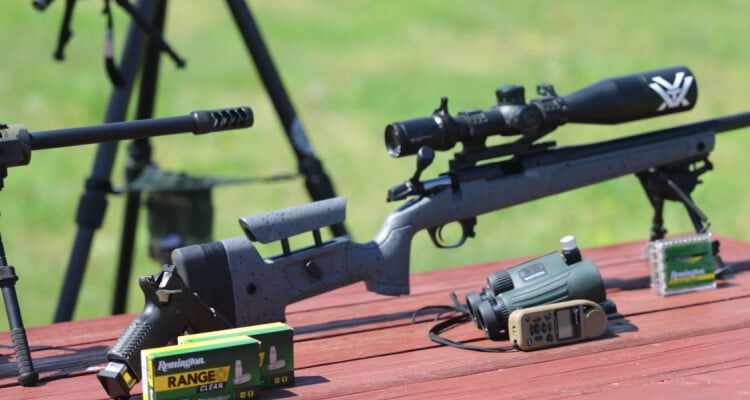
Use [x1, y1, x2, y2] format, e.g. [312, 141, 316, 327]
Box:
[179, 322, 294, 388]
[141, 336, 261, 400]
[647, 233, 717, 296]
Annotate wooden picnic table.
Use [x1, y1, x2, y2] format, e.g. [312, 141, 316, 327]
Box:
[1, 236, 749, 399]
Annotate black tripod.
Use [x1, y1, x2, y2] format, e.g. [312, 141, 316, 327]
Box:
[38, 0, 347, 322]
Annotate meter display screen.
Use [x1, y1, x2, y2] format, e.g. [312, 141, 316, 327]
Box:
[556, 308, 574, 339]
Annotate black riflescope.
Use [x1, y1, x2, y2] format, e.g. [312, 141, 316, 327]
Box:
[385, 66, 698, 157]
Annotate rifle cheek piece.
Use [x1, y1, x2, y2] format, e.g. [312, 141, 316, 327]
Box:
[172, 242, 237, 326]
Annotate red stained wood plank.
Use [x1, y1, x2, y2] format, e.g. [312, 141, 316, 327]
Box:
[0, 237, 748, 398]
[1, 241, 748, 387]
[4, 289, 749, 399]
[574, 364, 750, 400]
[3, 269, 749, 389]
[0, 314, 135, 358]
[0, 340, 111, 388]
[260, 298, 750, 399]
[325, 328, 750, 400]
[2, 236, 745, 355]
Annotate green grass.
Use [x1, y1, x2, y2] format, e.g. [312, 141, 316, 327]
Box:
[0, 0, 749, 328]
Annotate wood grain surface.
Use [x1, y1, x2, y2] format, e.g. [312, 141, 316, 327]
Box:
[1, 237, 748, 399]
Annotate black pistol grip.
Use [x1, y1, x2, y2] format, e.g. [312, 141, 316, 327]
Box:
[107, 301, 189, 380]
[107, 318, 154, 378]
[99, 309, 179, 399]
[99, 269, 197, 398]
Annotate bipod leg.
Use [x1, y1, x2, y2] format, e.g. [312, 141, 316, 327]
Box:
[0, 229, 38, 386]
[712, 240, 730, 277]
[650, 197, 667, 241]
[678, 193, 709, 234]
[637, 171, 667, 240]
[54, 0, 157, 323]
[52, 0, 77, 60]
[664, 176, 709, 233]
[111, 0, 167, 315]
[674, 191, 729, 276]
[224, 0, 347, 237]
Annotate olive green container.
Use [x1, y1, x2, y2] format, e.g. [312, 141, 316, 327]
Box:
[179, 322, 294, 388]
[141, 336, 261, 400]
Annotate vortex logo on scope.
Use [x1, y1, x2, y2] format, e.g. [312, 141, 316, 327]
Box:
[649, 72, 694, 111]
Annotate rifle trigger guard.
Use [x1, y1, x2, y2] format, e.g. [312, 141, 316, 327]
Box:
[428, 217, 477, 249]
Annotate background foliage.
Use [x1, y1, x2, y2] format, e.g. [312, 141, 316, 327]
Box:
[0, 0, 748, 328]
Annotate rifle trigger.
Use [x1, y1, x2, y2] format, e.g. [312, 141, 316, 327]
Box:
[427, 218, 477, 249]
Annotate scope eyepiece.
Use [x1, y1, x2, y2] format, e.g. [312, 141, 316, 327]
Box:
[385, 116, 456, 157]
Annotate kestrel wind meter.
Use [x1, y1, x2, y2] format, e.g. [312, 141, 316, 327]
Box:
[508, 299, 608, 351]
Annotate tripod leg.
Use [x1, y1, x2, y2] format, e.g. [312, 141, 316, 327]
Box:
[111, 0, 166, 315]
[225, 0, 346, 237]
[54, 0, 158, 323]
[0, 232, 38, 386]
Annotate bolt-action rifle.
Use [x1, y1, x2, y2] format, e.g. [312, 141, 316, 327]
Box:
[100, 66, 750, 397]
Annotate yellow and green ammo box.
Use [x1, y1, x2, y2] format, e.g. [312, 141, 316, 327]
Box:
[647, 233, 717, 296]
[179, 322, 294, 388]
[141, 336, 261, 400]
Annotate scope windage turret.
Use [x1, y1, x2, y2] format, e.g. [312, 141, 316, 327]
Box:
[385, 66, 698, 157]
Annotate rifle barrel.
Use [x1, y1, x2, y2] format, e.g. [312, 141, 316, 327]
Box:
[714, 111, 750, 133]
[28, 107, 253, 150]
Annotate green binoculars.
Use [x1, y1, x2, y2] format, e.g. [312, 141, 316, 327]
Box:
[465, 236, 609, 340]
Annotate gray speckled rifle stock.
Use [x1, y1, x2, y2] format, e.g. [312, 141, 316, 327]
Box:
[171, 112, 750, 327]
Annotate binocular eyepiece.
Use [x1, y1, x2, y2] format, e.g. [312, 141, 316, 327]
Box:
[465, 236, 607, 340]
[386, 66, 698, 157]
